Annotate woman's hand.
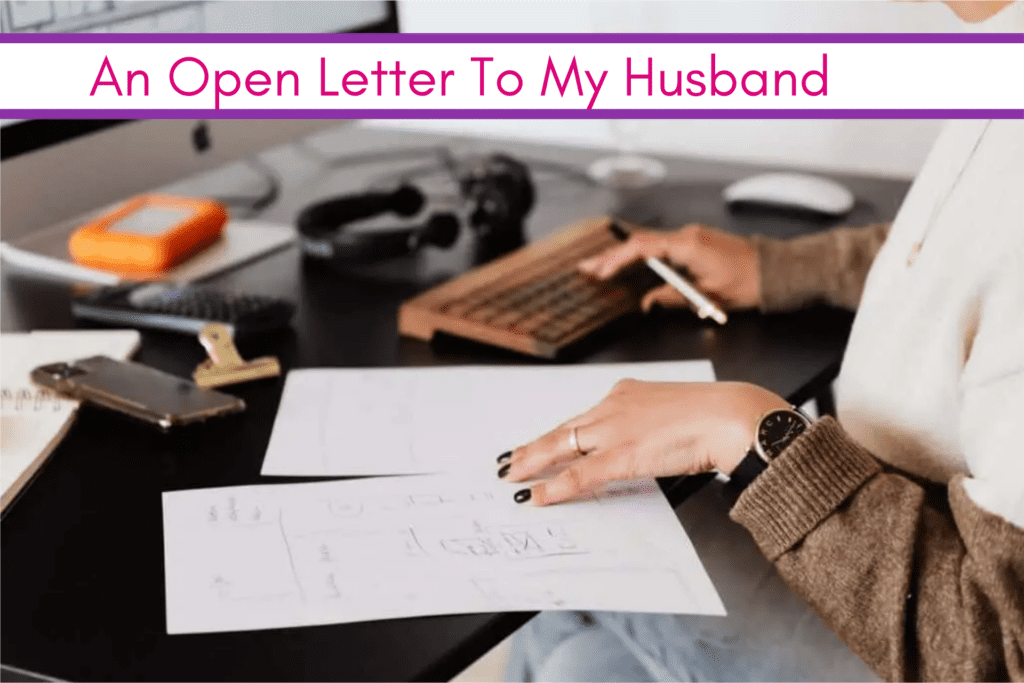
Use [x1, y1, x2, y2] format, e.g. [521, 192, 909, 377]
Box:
[579, 224, 762, 313]
[501, 380, 789, 505]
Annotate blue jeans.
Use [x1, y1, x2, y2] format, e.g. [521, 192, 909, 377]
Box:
[505, 482, 880, 682]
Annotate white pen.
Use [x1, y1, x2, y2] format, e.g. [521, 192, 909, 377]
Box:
[608, 221, 728, 325]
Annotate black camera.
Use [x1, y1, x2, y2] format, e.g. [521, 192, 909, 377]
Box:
[459, 153, 535, 258]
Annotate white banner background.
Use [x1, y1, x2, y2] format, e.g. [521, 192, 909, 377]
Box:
[0, 41, 1021, 112]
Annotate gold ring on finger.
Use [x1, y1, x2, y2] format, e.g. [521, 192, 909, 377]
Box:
[568, 426, 584, 456]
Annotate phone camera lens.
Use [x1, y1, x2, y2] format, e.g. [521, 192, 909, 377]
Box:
[53, 363, 88, 379]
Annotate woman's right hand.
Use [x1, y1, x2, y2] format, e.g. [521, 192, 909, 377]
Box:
[579, 224, 763, 312]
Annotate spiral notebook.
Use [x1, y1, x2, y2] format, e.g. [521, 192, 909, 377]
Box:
[1, 329, 141, 512]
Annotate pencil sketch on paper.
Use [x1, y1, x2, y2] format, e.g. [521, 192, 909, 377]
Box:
[471, 567, 698, 611]
[162, 474, 726, 634]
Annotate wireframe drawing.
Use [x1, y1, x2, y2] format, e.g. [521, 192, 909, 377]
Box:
[162, 476, 725, 634]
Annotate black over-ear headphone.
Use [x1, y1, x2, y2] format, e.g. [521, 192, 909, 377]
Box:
[297, 153, 535, 265]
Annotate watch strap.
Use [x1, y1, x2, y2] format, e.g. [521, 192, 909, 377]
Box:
[724, 405, 814, 502]
[724, 448, 768, 499]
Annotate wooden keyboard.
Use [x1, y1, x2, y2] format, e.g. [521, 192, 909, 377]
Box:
[399, 218, 652, 358]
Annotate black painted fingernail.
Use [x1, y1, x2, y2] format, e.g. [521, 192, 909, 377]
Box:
[514, 488, 532, 504]
[498, 463, 510, 479]
[497, 451, 512, 464]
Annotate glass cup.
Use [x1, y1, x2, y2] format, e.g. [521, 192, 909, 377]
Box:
[587, 120, 667, 189]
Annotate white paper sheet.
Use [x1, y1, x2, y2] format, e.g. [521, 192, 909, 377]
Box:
[1, 330, 141, 509]
[261, 360, 715, 476]
[162, 474, 726, 634]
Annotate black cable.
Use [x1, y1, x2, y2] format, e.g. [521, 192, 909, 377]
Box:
[210, 156, 281, 217]
[293, 142, 457, 173]
[224, 140, 598, 219]
[368, 161, 460, 190]
[295, 141, 594, 189]
[297, 144, 465, 209]
[516, 156, 599, 186]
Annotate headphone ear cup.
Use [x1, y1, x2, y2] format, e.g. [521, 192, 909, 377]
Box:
[306, 211, 460, 264]
[421, 213, 460, 248]
[391, 185, 425, 217]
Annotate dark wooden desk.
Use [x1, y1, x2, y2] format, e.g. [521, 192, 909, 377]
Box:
[0, 126, 910, 681]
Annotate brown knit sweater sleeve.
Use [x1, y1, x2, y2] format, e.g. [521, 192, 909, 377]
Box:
[730, 417, 1024, 682]
[751, 223, 892, 313]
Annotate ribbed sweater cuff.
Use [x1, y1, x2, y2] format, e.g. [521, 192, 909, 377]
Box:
[729, 416, 882, 561]
[751, 233, 831, 314]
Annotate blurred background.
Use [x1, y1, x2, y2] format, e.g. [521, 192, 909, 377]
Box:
[5, 0, 1021, 181]
[388, 0, 1018, 180]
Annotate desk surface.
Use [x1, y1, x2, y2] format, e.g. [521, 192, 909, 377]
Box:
[1, 125, 910, 682]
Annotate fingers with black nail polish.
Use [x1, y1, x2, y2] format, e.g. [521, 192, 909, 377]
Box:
[497, 451, 512, 464]
[498, 463, 510, 479]
[514, 488, 532, 504]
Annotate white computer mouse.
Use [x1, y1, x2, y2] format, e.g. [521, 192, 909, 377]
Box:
[722, 172, 855, 216]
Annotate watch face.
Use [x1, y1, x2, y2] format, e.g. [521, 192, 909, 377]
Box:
[756, 409, 810, 460]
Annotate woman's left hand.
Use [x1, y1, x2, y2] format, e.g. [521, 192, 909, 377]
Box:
[502, 380, 790, 505]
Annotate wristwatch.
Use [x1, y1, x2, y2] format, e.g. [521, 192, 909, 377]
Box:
[726, 407, 812, 496]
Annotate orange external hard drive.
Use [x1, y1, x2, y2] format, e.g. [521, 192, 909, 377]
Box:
[69, 195, 228, 275]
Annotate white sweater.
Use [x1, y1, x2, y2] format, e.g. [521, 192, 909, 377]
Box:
[836, 119, 1024, 527]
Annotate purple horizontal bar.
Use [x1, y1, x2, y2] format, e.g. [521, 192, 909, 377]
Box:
[1, 32, 1021, 44]
[3, 109, 1021, 120]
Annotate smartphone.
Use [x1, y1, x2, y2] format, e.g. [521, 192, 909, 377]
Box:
[31, 356, 245, 429]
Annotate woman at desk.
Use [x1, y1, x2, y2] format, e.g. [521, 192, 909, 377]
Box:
[502, 6, 1023, 681]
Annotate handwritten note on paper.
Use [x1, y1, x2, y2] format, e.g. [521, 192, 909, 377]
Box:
[261, 360, 715, 476]
[162, 474, 726, 634]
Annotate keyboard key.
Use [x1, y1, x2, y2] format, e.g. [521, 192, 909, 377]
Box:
[52, 1, 85, 19]
[401, 220, 646, 358]
[109, 15, 158, 31]
[154, 5, 202, 32]
[8, 0, 54, 28]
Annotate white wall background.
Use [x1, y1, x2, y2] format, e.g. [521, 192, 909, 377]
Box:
[374, 1, 1020, 179]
